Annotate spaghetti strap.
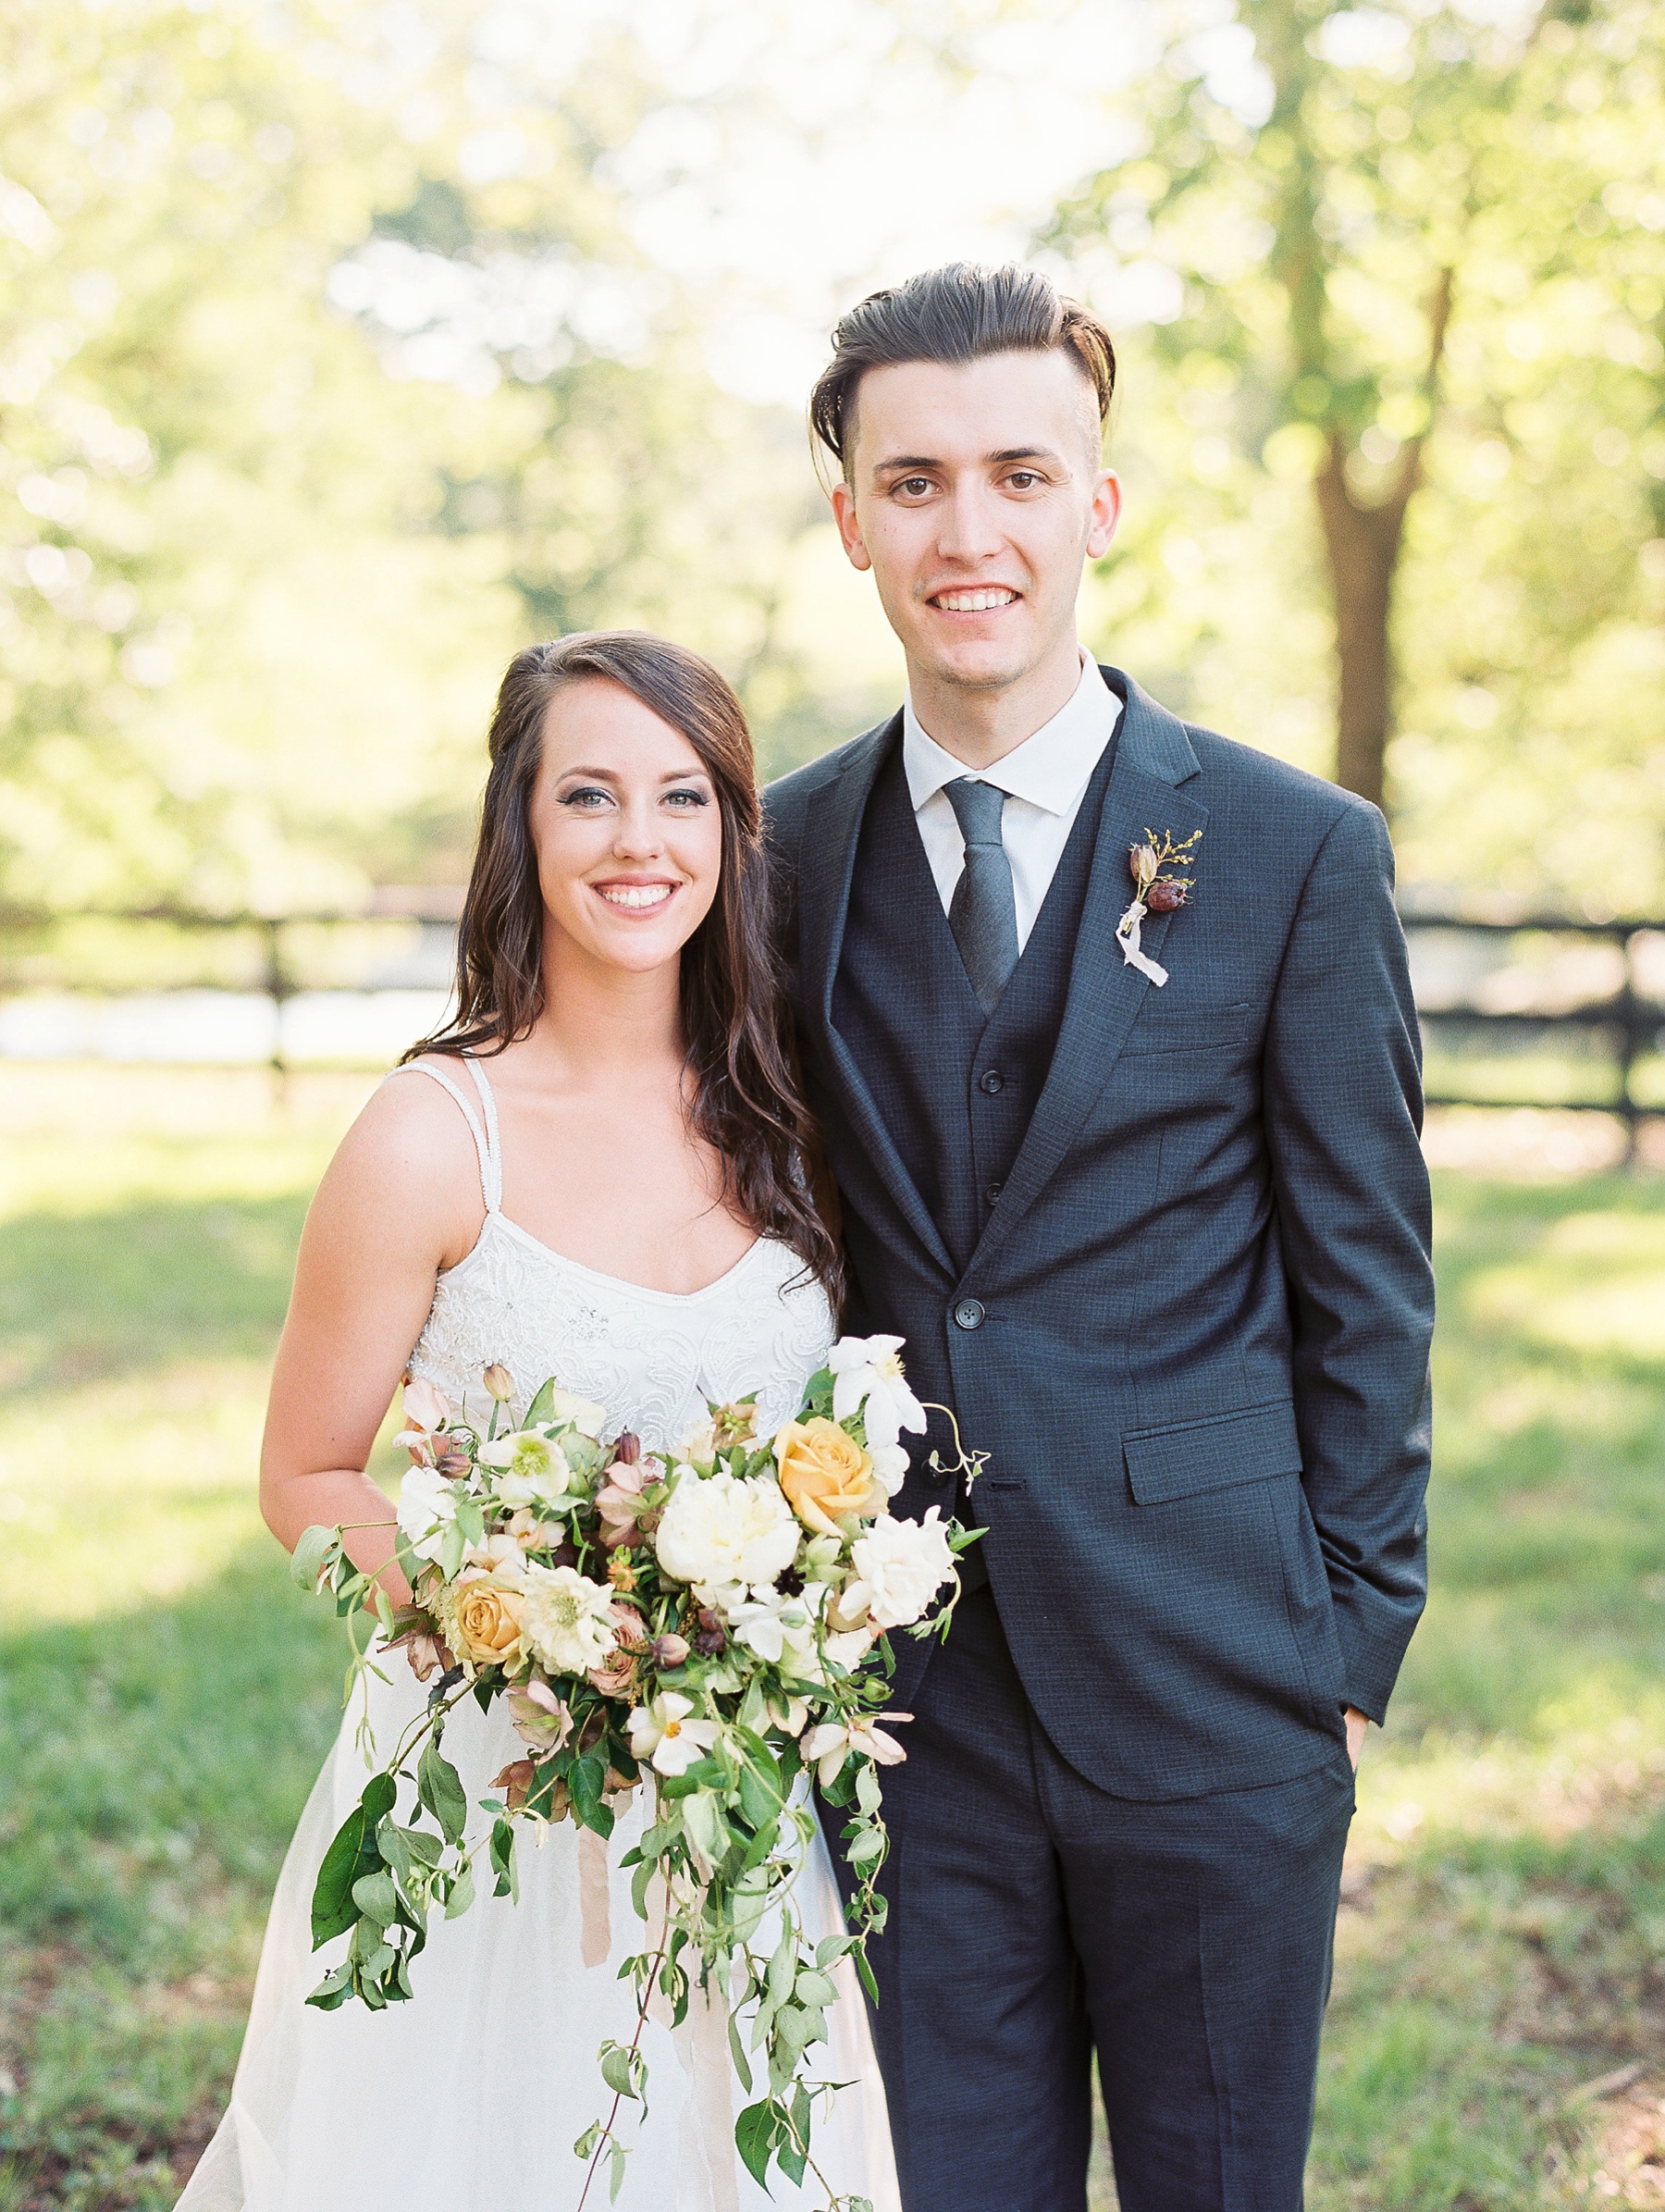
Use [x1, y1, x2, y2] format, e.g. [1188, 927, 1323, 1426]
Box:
[382, 1058, 499, 1214]
[460, 1056, 505, 1211]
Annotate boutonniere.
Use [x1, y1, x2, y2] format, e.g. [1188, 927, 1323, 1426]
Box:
[1116, 828, 1202, 987]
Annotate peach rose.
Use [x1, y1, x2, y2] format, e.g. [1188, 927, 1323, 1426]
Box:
[773, 1417, 884, 1537]
[452, 1580, 524, 1671]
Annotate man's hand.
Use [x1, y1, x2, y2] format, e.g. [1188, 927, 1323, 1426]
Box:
[1345, 1707, 1368, 1772]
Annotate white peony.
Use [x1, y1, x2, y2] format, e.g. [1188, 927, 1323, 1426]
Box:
[652, 1468, 800, 1600]
[844, 1508, 957, 1631]
[827, 1335, 928, 1452]
[395, 1464, 461, 1563]
[515, 1562, 619, 1675]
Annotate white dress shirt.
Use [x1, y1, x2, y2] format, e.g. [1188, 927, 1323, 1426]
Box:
[902, 654, 1124, 953]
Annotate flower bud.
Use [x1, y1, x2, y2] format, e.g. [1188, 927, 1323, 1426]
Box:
[483, 1362, 514, 1403]
[435, 1449, 472, 1478]
[1145, 879, 1188, 913]
[693, 1606, 727, 1657]
[649, 1632, 691, 1668]
[1128, 843, 1158, 888]
[613, 1431, 642, 1465]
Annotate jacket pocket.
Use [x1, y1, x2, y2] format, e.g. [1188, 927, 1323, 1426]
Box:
[1121, 1001, 1250, 1055]
[1123, 1398, 1302, 1504]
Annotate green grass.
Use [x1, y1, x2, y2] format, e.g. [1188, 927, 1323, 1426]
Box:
[3, 1070, 1665, 2207]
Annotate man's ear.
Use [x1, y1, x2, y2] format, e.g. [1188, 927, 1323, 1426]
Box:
[830, 480, 873, 574]
[1086, 469, 1121, 562]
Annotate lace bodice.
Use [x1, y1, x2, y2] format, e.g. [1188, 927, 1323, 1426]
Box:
[387, 1056, 835, 1453]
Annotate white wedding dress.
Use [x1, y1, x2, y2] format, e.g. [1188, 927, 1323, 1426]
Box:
[178, 1055, 900, 2212]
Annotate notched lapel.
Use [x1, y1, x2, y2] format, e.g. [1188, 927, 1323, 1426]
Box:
[797, 718, 956, 1279]
[968, 678, 1208, 1273]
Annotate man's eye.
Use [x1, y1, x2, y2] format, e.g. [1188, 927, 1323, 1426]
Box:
[1006, 471, 1042, 490]
[894, 476, 932, 498]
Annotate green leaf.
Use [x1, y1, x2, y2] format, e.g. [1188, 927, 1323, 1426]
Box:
[417, 1738, 468, 1846]
[524, 1375, 559, 1426]
[855, 1762, 883, 1816]
[351, 1871, 400, 1927]
[444, 1859, 475, 1919]
[766, 1929, 797, 2007]
[727, 2008, 754, 2095]
[290, 1523, 335, 1591]
[816, 1934, 851, 1970]
[845, 1824, 884, 1867]
[489, 1817, 518, 1901]
[311, 1773, 396, 1947]
[855, 1946, 880, 2005]
[455, 1496, 484, 1544]
[794, 1969, 838, 2008]
[734, 2100, 781, 2189]
[609, 2141, 629, 2203]
[304, 1963, 353, 2010]
[599, 2043, 640, 2100]
[439, 1520, 466, 1580]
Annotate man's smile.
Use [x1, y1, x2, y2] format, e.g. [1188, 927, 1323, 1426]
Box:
[927, 587, 1021, 614]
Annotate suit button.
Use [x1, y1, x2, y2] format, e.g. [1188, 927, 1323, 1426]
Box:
[985, 1181, 1003, 1206]
[953, 1298, 985, 1330]
[978, 1069, 1004, 1095]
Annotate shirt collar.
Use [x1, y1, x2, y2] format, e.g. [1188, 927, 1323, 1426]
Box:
[902, 652, 1123, 818]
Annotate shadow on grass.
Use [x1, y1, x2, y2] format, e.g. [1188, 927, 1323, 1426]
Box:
[0, 1544, 346, 2211]
[0, 1194, 310, 1399]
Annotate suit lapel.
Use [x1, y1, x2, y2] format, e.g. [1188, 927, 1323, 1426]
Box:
[967, 673, 1208, 1275]
[798, 717, 956, 1279]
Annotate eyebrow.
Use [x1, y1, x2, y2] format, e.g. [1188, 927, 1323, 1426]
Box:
[871, 444, 1066, 475]
[555, 764, 712, 783]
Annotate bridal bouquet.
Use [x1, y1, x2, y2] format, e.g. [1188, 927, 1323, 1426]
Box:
[292, 1337, 980, 2209]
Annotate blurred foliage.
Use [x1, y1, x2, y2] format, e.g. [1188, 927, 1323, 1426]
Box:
[1054, 0, 1665, 909]
[0, 0, 856, 917]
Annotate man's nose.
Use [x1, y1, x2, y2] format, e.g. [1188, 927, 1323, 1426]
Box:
[934, 481, 1006, 565]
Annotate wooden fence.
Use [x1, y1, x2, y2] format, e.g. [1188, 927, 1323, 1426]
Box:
[2, 895, 1662, 1151]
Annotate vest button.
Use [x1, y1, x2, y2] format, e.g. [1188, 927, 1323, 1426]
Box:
[985, 1182, 1003, 1206]
[953, 1297, 985, 1331]
[979, 1069, 1004, 1095]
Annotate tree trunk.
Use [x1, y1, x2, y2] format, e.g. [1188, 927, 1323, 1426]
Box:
[1311, 266, 1454, 818]
[1313, 448, 1408, 815]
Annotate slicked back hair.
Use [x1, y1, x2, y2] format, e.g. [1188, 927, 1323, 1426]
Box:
[808, 262, 1116, 478]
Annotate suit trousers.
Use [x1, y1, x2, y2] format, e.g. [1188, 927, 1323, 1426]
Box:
[838, 1586, 1355, 2212]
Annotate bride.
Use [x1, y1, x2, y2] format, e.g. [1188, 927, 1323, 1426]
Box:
[178, 632, 900, 2212]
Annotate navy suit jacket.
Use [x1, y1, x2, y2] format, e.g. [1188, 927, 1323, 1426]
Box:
[764, 671, 1434, 1801]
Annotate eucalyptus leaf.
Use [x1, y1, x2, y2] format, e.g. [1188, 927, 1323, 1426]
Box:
[290, 1523, 334, 1591]
[417, 1738, 468, 1846]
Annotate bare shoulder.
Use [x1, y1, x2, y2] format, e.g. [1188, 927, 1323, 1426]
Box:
[310, 1059, 485, 1260]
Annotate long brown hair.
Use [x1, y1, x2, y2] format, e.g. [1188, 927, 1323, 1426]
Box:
[405, 631, 842, 1304]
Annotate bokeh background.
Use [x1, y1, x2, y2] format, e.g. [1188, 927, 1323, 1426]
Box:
[3, 0, 1665, 2206]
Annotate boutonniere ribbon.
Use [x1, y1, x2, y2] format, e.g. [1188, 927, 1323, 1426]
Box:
[1115, 828, 1202, 988]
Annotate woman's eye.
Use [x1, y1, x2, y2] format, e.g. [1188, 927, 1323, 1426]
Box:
[663, 787, 709, 809]
[561, 786, 613, 809]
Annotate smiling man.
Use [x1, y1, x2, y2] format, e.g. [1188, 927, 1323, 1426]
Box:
[764, 264, 1436, 2212]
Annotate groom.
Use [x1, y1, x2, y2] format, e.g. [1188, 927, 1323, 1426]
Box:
[764, 264, 1434, 2212]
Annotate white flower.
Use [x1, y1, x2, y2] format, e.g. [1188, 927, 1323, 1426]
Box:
[542, 1386, 608, 1436]
[799, 1712, 910, 1790]
[516, 1563, 618, 1674]
[627, 1691, 722, 1777]
[727, 1595, 788, 1663]
[653, 1468, 800, 1600]
[870, 1442, 910, 1495]
[477, 1428, 569, 1491]
[844, 1509, 957, 1631]
[395, 1464, 461, 1563]
[827, 1335, 928, 1452]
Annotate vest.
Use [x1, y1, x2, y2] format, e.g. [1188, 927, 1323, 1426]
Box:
[832, 733, 1120, 1576]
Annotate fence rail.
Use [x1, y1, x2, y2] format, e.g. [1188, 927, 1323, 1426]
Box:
[3, 896, 1662, 1152]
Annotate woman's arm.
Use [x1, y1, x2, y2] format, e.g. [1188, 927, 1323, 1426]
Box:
[260, 1071, 485, 1604]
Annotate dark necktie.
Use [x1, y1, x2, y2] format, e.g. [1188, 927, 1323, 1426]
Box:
[944, 776, 1019, 1016]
